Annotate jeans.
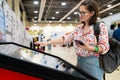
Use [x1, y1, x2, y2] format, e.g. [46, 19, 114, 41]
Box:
[73, 56, 104, 80]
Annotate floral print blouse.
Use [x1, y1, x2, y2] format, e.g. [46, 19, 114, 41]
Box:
[63, 22, 109, 57]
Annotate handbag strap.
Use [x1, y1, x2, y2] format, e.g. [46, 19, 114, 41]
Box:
[93, 22, 104, 68]
[93, 22, 100, 42]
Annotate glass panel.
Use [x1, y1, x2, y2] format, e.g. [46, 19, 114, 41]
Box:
[0, 42, 97, 80]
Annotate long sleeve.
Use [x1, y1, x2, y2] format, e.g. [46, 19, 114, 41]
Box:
[98, 22, 110, 54]
[62, 31, 74, 44]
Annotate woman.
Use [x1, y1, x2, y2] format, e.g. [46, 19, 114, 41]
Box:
[35, 0, 109, 80]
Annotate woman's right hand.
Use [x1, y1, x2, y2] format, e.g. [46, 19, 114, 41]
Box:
[34, 41, 50, 46]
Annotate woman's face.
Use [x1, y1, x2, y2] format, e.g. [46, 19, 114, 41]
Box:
[78, 5, 94, 22]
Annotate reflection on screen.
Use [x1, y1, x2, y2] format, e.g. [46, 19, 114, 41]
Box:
[0, 44, 76, 76]
[0, 43, 97, 80]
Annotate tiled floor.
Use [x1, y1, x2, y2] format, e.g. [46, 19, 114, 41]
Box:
[105, 66, 120, 80]
[47, 46, 77, 65]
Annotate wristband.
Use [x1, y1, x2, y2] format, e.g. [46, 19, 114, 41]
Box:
[94, 46, 99, 52]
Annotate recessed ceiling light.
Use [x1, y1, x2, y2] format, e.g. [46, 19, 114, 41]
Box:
[107, 4, 112, 8]
[67, 17, 71, 19]
[61, 2, 66, 6]
[74, 12, 78, 15]
[34, 21, 37, 23]
[33, 1, 39, 5]
[109, 12, 113, 15]
[55, 11, 59, 14]
[34, 11, 38, 13]
[49, 21, 52, 23]
[62, 21, 65, 23]
[34, 17, 38, 18]
[97, 17, 101, 20]
[75, 21, 78, 23]
[52, 17, 55, 19]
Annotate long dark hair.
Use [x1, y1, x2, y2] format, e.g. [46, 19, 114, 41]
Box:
[80, 0, 99, 25]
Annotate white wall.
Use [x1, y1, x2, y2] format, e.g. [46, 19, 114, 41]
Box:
[30, 24, 77, 40]
[43, 25, 75, 39]
[101, 12, 120, 31]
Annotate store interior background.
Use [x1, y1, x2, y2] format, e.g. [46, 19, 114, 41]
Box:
[0, 0, 120, 80]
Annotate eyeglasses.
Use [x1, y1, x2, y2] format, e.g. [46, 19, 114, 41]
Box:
[77, 10, 89, 16]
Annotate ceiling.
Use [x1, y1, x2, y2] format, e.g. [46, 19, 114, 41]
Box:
[21, 0, 120, 23]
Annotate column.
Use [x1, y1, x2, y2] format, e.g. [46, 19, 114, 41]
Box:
[7, 0, 12, 8]
[14, 0, 20, 19]
[22, 11, 26, 27]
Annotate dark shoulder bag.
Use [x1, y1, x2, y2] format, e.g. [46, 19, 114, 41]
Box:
[94, 22, 120, 73]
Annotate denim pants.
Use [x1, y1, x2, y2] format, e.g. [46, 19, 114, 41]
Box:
[73, 56, 104, 80]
